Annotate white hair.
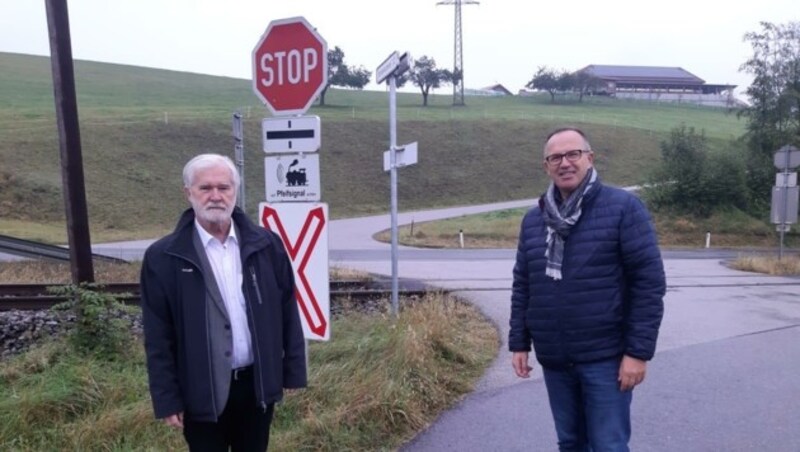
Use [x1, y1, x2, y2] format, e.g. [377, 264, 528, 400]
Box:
[182, 154, 240, 191]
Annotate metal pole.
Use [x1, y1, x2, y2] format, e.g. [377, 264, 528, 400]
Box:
[389, 75, 399, 317]
[45, 0, 94, 285]
[232, 112, 245, 211]
[780, 152, 790, 260]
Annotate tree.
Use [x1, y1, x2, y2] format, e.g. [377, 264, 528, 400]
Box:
[408, 56, 452, 106]
[573, 70, 603, 102]
[644, 125, 748, 216]
[650, 125, 709, 213]
[319, 46, 372, 106]
[527, 67, 558, 103]
[526, 67, 573, 103]
[557, 71, 574, 94]
[394, 73, 410, 89]
[738, 21, 800, 211]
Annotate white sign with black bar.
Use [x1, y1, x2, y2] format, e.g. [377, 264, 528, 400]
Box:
[262, 115, 321, 153]
[265, 154, 321, 202]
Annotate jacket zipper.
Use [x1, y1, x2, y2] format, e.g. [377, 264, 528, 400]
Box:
[250, 267, 264, 305]
[248, 265, 268, 412]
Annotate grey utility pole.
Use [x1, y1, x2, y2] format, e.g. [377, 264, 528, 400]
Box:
[437, 0, 479, 106]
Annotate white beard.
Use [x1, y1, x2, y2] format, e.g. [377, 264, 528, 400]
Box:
[191, 200, 233, 225]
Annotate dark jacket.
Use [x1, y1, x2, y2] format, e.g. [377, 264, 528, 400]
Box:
[141, 207, 307, 421]
[509, 183, 665, 369]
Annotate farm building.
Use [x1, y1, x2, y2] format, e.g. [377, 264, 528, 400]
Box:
[576, 65, 738, 108]
[465, 84, 513, 96]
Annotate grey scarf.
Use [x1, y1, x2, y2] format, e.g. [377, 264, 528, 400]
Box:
[541, 168, 598, 280]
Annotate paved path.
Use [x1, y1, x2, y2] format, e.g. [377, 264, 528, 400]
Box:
[329, 202, 800, 452]
[32, 198, 536, 261]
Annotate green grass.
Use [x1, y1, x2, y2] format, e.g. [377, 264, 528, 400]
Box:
[375, 206, 800, 250]
[0, 342, 161, 451]
[0, 295, 497, 451]
[376, 208, 526, 249]
[0, 52, 746, 243]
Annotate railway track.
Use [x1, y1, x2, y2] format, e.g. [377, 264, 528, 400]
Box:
[0, 280, 432, 311]
[0, 233, 127, 263]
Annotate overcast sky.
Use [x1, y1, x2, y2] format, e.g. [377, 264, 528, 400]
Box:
[1, 0, 796, 99]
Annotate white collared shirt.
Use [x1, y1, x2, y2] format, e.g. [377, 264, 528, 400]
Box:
[194, 220, 253, 368]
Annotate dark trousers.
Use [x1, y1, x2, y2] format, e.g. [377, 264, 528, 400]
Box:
[183, 367, 275, 452]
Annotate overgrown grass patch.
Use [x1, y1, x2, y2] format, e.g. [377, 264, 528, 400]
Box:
[0, 260, 141, 284]
[652, 208, 797, 248]
[0, 341, 175, 451]
[271, 293, 497, 451]
[729, 254, 800, 276]
[0, 294, 498, 451]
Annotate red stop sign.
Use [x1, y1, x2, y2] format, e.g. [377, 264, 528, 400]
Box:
[252, 17, 328, 116]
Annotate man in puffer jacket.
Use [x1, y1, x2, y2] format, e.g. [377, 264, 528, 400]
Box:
[509, 127, 665, 452]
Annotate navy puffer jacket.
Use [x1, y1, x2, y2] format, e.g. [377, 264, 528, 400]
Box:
[509, 183, 665, 369]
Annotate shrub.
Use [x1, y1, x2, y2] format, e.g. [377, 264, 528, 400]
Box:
[644, 125, 748, 217]
[49, 284, 133, 360]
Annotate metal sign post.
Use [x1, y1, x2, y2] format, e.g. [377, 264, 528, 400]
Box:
[389, 73, 400, 318]
[232, 112, 245, 210]
[377, 51, 412, 317]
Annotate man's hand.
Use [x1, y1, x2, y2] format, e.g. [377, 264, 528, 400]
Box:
[618, 355, 647, 391]
[512, 351, 533, 378]
[163, 412, 184, 429]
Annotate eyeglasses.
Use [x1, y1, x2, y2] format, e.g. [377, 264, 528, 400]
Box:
[544, 149, 590, 166]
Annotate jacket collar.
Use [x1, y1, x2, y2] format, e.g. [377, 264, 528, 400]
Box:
[166, 207, 271, 261]
[538, 178, 604, 210]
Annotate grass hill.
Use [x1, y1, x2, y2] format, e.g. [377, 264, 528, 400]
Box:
[0, 52, 747, 243]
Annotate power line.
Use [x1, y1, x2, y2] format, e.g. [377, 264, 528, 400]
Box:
[436, 0, 479, 106]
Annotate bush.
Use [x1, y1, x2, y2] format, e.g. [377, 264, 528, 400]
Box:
[644, 125, 749, 217]
[49, 284, 133, 360]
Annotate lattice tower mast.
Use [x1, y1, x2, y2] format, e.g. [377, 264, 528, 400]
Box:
[437, 0, 478, 106]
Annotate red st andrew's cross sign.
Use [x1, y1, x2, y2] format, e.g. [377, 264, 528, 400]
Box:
[252, 16, 328, 117]
[259, 202, 330, 341]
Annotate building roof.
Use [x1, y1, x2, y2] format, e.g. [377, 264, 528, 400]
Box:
[578, 65, 705, 85]
[480, 84, 513, 95]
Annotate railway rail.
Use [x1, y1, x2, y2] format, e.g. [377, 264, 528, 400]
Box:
[0, 233, 127, 263]
[0, 280, 433, 311]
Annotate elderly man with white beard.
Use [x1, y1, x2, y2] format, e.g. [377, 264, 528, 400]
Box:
[141, 153, 306, 451]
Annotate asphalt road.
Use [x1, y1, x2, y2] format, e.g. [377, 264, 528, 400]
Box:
[327, 202, 800, 452]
